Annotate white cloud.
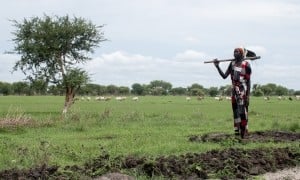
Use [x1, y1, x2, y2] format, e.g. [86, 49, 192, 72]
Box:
[174, 50, 207, 61]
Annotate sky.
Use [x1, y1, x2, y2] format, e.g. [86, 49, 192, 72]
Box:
[1, 0, 300, 90]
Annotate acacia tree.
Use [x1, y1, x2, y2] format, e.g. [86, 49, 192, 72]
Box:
[10, 14, 106, 114]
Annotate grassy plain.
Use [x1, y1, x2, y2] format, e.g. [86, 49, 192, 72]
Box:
[0, 95, 299, 171]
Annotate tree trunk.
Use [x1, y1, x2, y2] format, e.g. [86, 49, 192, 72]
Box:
[62, 85, 75, 115]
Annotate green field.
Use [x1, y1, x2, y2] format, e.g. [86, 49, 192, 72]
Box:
[0, 96, 299, 178]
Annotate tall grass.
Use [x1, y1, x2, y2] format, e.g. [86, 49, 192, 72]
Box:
[0, 95, 299, 170]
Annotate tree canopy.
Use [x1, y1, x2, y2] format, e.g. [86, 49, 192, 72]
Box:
[11, 14, 106, 83]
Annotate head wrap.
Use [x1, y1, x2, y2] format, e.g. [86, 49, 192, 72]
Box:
[234, 47, 246, 58]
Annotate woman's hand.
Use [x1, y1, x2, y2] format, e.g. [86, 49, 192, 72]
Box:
[213, 59, 219, 67]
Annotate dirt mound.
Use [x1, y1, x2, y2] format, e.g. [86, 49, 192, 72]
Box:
[189, 130, 300, 143]
[121, 147, 299, 179]
[0, 131, 299, 179]
[0, 164, 58, 179]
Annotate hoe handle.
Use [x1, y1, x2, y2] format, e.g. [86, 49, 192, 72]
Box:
[204, 56, 261, 64]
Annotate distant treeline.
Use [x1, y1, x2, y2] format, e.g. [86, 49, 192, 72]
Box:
[0, 80, 299, 97]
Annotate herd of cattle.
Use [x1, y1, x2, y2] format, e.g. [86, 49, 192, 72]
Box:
[263, 95, 300, 101]
[77, 95, 300, 102]
[78, 96, 139, 101]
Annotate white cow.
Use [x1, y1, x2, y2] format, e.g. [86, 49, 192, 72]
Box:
[214, 96, 223, 101]
[95, 96, 107, 101]
[116, 96, 127, 101]
[225, 96, 231, 100]
[132, 96, 139, 101]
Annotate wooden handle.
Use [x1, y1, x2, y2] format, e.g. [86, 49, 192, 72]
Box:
[204, 56, 261, 64]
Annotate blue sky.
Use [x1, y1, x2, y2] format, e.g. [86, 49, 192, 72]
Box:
[1, 0, 300, 90]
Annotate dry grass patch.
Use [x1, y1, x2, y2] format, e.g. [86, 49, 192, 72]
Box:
[0, 116, 34, 129]
[0, 107, 34, 129]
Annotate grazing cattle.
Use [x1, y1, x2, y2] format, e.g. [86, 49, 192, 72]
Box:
[96, 96, 110, 101]
[186, 97, 191, 101]
[105, 97, 111, 101]
[116, 96, 126, 101]
[132, 96, 139, 101]
[296, 95, 300, 100]
[95, 96, 101, 101]
[264, 96, 270, 101]
[225, 96, 231, 101]
[277, 96, 282, 100]
[214, 96, 223, 101]
[80, 96, 91, 101]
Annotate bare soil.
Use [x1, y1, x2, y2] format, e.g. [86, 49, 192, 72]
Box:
[263, 167, 300, 180]
[0, 130, 299, 179]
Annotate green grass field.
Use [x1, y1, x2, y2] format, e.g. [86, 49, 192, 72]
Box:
[0, 95, 299, 172]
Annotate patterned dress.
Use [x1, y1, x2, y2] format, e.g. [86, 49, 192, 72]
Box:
[230, 60, 251, 134]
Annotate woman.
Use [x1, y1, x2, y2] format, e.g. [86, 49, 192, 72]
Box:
[213, 47, 253, 138]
